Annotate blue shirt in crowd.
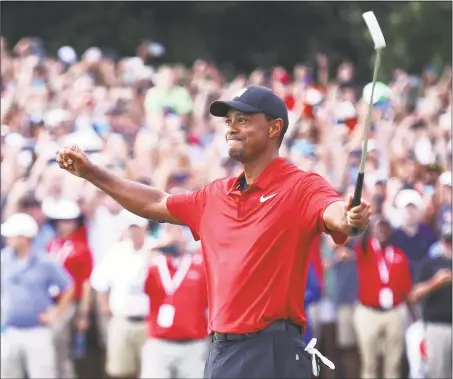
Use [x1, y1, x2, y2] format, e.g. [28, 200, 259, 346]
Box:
[1, 248, 72, 328]
[332, 238, 359, 307]
[391, 224, 437, 278]
[332, 260, 358, 306]
[31, 221, 56, 254]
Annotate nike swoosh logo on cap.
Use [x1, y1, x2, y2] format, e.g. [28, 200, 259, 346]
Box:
[260, 193, 277, 203]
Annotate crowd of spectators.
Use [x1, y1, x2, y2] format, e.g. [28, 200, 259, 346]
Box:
[1, 36, 451, 379]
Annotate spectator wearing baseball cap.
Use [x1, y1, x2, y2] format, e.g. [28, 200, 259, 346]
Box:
[44, 199, 93, 379]
[353, 217, 412, 379]
[391, 189, 438, 279]
[1, 213, 74, 379]
[90, 210, 154, 379]
[2, 189, 56, 253]
[409, 223, 452, 379]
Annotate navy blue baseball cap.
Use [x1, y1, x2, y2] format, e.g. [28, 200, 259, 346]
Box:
[210, 86, 289, 132]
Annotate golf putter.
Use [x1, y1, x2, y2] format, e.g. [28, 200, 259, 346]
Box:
[350, 11, 386, 235]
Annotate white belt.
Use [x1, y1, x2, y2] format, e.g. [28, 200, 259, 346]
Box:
[304, 338, 335, 377]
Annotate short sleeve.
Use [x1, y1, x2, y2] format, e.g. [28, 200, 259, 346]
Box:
[299, 173, 347, 244]
[415, 257, 434, 284]
[166, 182, 217, 240]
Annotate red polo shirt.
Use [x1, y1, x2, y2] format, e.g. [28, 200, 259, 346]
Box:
[144, 252, 208, 340]
[309, 235, 325, 291]
[166, 157, 347, 334]
[355, 239, 412, 308]
[47, 226, 93, 300]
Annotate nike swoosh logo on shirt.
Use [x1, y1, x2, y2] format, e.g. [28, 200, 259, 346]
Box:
[260, 193, 277, 203]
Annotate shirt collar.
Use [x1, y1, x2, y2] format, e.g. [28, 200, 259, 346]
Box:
[228, 157, 286, 194]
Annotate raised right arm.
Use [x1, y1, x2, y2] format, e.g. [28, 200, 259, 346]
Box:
[56, 145, 182, 224]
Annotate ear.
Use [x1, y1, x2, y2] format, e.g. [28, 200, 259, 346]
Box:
[269, 119, 283, 140]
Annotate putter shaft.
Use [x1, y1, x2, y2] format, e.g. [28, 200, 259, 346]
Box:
[359, 48, 382, 174]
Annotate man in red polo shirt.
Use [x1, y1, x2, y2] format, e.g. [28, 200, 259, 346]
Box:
[354, 217, 412, 379]
[140, 224, 207, 378]
[56, 86, 371, 378]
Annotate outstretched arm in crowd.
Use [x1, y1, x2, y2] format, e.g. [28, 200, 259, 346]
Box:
[409, 269, 452, 303]
[56, 145, 182, 225]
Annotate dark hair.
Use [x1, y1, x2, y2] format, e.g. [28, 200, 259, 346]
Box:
[265, 114, 287, 147]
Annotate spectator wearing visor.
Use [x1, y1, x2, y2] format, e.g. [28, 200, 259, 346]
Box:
[44, 199, 93, 379]
[1, 213, 74, 379]
[410, 223, 452, 379]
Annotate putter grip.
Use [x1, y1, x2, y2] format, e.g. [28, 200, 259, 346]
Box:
[350, 172, 365, 235]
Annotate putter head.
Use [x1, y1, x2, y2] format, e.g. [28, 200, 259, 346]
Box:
[363, 11, 386, 49]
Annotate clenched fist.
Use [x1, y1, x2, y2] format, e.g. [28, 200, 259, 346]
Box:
[344, 194, 371, 234]
[56, 145, 92, 178]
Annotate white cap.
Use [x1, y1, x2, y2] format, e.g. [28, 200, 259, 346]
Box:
[1, 213, 38, 238]
[63, 129, 104, 152]
[57, 46, 77, 64]
[45, 109, 71, 128]
[147, 42, 165, 58]
[304, 88, 323, 105]
[42, 199, 81, 220]
[83, 47, 102, 63]
[335, 101, 356, 121]
[395, 189, 424, 210]
[4, 132, 26, 149]
[120, 209, 149, 228]
[439, 171, 452, 187]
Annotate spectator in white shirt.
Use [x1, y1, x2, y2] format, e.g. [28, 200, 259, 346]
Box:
[90, 210, 155, 379]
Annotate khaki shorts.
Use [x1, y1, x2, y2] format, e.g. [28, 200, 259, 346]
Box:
[336, 304, 357, 348]
[106, 316, 147, 377]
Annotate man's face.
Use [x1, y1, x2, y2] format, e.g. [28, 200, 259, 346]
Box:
[224, 110, 280, 163]
[402, 204, 421, 226]
[5, 236, 28, 251]
[373, 221, 391, 245]
[55, 219, 78, 239]
[128, 225, 147, 246]
[442, 235, 452, 257]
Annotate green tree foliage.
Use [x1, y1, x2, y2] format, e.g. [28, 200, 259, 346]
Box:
[1, 1, 451, 81]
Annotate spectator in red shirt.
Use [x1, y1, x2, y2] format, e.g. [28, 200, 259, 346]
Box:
[57, 86, 371, 379]
[353, 217, 412, 379]
[44, 199, 93, 379]
[141, 224, 208, 378]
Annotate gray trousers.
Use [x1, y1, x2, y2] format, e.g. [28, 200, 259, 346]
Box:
[140, 338, 207, 379]
[1, 326, 57, 379]
[425, 323, 452, 379]
[51, 304, 77, 379]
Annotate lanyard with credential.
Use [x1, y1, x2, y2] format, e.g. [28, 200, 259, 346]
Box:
[156, 254, 192, 296]
[371, 238, 395, 284]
